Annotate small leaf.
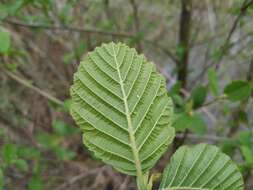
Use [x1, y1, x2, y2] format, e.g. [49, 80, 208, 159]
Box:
[52, 120, 76, 136]
[0, 28, 10, 54]
[191, 85, 207, 109]
[159, 144, 244, 190]
[28, 176, 43, 190]
[240, 146, 253, 165]
[2, 143, 17, 165]
[224, 80, 252, 102]
[54, 147, 76, 161]
[173, 112, 206, 135]
[14, 159, 29, 172]
[237, 110, 248, 124]
[207, 68, 218, 96]
[17, 146, 41, 159]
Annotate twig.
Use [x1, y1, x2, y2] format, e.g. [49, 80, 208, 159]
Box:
[119, 176, 131, 190]
[3, 19, 133, 38]
[2, 19, 179, 64]
[201, 95, 227, 108]
[214, 0, 253, 70]
[129, 0, 143, 52]
[56, 167, 104, 190]
[1, 69, 64, 106]
[176, 133, 228, 142]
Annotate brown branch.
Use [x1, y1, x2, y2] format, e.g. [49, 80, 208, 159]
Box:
[214, 0, 253, 70]
[129, 0, 143, 52]
[172, 0, 193, 152]
[1, 69, 64, 106]
[3, 19, 133, 38]
[177, 0, 192, 89]
[3, 19, 179, 64]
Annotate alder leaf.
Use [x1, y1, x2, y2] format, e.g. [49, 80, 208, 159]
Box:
[159, 144, 244, 190]
[70, 42, 174, 175]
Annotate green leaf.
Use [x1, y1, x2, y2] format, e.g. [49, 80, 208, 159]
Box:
[54, 147, 76, 161]
[191, 85, 207, 109]
[173, 112, 206, 135]
[240, 146, 253, 165]
[52, 120, 76, 136]
[2, 143, 17, 165]
[14, 159, 29, 172]
[224, 80, 252, 102]
[0, 28, 10, 54]
[207, 68, 218, 96]
[159, 144, 244, 190]
[28, 176, 43, 190]
[17, 146, 41, 159]
[70, 42, 175, 175]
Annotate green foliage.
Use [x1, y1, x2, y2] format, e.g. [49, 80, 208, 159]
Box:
[52, 119, 77, 136]
[2, 143, 17, 165]
[0, 28, 11, 54]
[191, 85, 208, 109]
[174, 112, 206, 135]
[224, 80, 252, 102]
[28, 176, 43, 190]
[207, 68, 219, 96]
[70, 42, 175, 176]
[159, 144, 244, 190]
[36, 131, 76, 161]
[14, 159, 29, 172]
[69, 43, 245, 190]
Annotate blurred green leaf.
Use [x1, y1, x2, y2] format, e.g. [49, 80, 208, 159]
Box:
[169, 82, 181, 95]
[36, 133, 61, 148]
[207, 68, 219, 96]
[237, 131, 253, 146]
[63, 99, 71, 112]
[191, 85, 207, 109]
[5, 63, 18, 71]
[238, 110, 248, 124]
[14, 159, 29, 172]
[240, 146, 253, 165]
[0, 1, 24, 19]
[54, 147, 76, 161]
[2, 143, 17, 165]
[52, 120, 76, 136]
[169, 82, 184, 107]
[17, 146, 41, 159]
[173, 112, 206, 135]
[28, 176, 43, 190]
[0, 28, 11, 54]
[224, 80, 252, 102]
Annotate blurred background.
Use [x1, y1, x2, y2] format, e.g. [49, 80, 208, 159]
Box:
[0, 0, 253, 189]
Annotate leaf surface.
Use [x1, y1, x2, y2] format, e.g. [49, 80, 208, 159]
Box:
[159, 144, 244, 190]
[70, 42, 174, 175]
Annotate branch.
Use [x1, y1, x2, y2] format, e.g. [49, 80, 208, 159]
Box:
[3, 19, 179, 64]
[1, 69, 64, 106]
[177, 0, 192, 88]
[3, 19, 133, 38]
[129, 0, 143, 52]
[214, 0, 253, 70]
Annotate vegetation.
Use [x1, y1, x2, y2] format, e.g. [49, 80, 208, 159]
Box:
[0, 0, 253, 189]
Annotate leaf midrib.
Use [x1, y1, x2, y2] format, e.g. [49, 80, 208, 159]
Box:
[111, 44, 144, 184]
